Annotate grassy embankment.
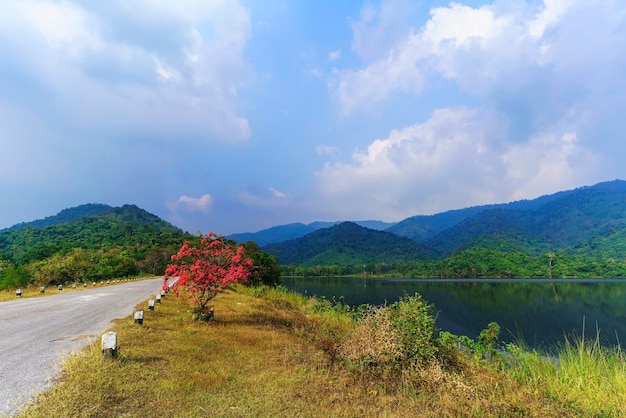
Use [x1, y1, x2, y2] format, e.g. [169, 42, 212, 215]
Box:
[14, 286, 626, 417]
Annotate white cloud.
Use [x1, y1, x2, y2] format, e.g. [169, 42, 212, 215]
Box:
[316, 145, 340, 156]
[328, 36, 427, 115]
[315, 108, 601, 221]
[18, 0, 96, 46]
[154, 57, 182, 82]
[238, 186, 289, 208]
[320, 0, 625, 223]
[423, 3, 506, 47]
[328, 49, 341, 61]
[528, 0, 574, 39]
[268, 187, 287, 198]
[0, 0, 253, 143]
[330, 0, 626, 117]
[501, 132, 601, 200]
[350, 0, 414, 62]
[168, 194, 214, 213]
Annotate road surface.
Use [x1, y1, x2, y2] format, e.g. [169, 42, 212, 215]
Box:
[0, 278, 167, 416]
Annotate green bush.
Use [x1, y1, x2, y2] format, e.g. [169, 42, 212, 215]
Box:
[437, 331, 462, 366]
[0, 264, 32, 290]
[388, 293, 438, 365]
[477, 321, 501, 360]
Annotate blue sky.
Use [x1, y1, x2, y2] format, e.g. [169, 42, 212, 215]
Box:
[1, 0, 625, 235]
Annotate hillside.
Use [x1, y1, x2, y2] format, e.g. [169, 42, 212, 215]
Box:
[385, 182, 617, 243]
[239, 180, 626, 266]
[0, 203, 112, 233]
[425, 180, 626, 256]
[228, 220, 395, 246]
[0, 204, 188, 271]
[233, 181, 626, 250]
[264, 222, 434, 266]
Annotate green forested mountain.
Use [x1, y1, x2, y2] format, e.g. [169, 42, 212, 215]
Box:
[265, 222, 434, 266]
[228, 220, 395, 246]
[0, 204, 191, 289]
[0, 204, 186, 264]
[424, 180, 626, 256]
[261, 181, 626, 278]
[233, 180, 626, 251]
[250, 180, 626, 264]
[0, 203, 112, 233]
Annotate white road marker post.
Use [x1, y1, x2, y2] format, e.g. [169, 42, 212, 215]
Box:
[101, 332, 118, 358]
[134, 310, 144, 325]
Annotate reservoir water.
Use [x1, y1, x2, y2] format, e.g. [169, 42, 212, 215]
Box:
[282, 277, 626, 350]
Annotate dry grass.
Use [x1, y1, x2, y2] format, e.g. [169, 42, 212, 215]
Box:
[339, 305, 405, 369]
[17, 287, 600, 417]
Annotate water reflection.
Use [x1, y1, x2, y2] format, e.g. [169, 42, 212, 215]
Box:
[282, 277, 626, 349]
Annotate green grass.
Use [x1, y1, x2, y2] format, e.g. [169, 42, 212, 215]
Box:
[15, 286, 624, 417]
[505, 328, 626, 416]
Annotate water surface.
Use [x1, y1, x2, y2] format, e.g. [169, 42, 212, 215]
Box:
[282, 277, 626, 349]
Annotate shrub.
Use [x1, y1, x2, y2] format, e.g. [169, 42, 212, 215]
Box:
[437, 331, 462, 367]
[388, 293, 438, 365]
[477, 321, 501, 360]
[339, 306, 405, 370]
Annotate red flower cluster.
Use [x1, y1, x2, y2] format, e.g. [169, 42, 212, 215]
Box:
[164, 232, 253, 308]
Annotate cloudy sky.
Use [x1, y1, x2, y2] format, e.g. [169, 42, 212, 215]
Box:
[1, 0, 624, 235]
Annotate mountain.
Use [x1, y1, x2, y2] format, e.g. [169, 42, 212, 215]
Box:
[244, 179, 626, 267]
[424, 180, 626, 256]
[264, 222, 435, 266]
[385, 184, 588, 242]
[229, 183, 610, 247]
[228, 220, 396, 246]
[0, 204, 187, 264]
[0, 203, 112, 233]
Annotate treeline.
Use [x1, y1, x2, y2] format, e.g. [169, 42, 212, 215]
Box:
[0, 206, 281, 291]
[0, 244, 186, 291]
[0, 238, 280, 291]
[279, 248, 626, 279]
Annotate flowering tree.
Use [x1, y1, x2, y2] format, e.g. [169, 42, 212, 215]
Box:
[164, 233, 253, 316]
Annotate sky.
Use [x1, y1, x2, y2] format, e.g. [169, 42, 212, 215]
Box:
[1, 0, 625, 235]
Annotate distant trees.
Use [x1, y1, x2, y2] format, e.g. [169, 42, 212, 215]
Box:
[278, 249, 626, 279]
[0, 262, 31, 290]
[242, 241, 281, 286]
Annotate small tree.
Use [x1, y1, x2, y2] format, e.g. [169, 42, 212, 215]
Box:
[242, 241, 281, 286]
[164, 233, 253, 319]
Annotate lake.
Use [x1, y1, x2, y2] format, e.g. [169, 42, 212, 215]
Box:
[282, 277, 626, 350]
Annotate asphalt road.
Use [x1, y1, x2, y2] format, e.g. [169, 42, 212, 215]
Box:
[0, 277, 167, 416]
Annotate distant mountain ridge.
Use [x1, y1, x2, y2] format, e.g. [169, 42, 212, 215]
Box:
[420, 179, 626, 256]
[264, 222, 434, 266]
[228, 220, 395, 246]
[230, 180, 626, 247]
[1, 203, 112, 233]
[246, 180, 626, 266]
